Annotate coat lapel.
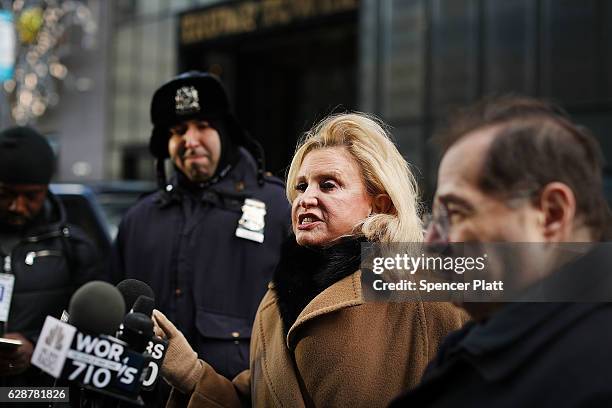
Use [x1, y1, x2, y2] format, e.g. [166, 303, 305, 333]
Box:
[255, 287, 306, 408]
[287, 271, 364, 349]
[255, 274, 364, 407]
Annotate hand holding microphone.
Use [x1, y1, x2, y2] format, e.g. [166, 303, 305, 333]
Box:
[152, 309, 203, 394]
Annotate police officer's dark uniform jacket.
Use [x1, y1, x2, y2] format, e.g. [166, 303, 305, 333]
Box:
[112, 72, 291, 379]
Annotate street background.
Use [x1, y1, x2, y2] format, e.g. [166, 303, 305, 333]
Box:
[1, 0, 611, 204]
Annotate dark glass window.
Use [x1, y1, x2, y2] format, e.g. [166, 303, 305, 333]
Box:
[430, 0, 479, 116]
[540, 0, 600, 102]
[484, 0, 536, 95]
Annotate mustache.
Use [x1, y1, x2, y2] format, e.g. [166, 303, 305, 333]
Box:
[178, 146, 210, 159]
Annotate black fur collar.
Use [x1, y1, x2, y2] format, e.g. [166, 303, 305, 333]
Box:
[273, 234, 365, 337]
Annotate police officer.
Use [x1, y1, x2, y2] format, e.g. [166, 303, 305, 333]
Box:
[112, 72, 290, 380]
[0, 126, 104, 387]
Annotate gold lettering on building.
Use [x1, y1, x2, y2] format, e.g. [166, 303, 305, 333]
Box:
[180, 0, 359, 44]
[291, 0, 317, 19]
[181, 3, 259, 44]
[262, 0, 292, 26]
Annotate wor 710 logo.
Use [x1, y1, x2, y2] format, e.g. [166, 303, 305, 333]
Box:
[68, 356, 138, 388]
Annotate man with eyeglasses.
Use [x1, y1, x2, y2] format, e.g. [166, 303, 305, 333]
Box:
[111, 72, 290, 385]
[391, 96, 612, 407]
[0, 126, 103, 387]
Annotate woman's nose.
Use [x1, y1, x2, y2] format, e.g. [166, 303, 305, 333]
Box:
[299, 187, 318, 208]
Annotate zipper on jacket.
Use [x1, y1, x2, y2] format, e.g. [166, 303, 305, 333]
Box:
[25, 249, 62, 266]
[24, 250, 62, 266]
[24, 229, 65, 243]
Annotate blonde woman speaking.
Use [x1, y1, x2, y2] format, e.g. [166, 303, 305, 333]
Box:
[154, 113, 467, 407]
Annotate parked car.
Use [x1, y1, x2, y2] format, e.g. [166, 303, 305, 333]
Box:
[84, 181, 156, 240]
[50, 183, 112, 258]
[50, 181, 156, 258]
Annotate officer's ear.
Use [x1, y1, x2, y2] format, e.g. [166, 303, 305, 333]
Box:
[536, 182, 576, 241]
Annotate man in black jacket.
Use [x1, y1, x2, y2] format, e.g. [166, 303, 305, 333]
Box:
[112, 72, 290, 380]
[0, 126, 104, 387]
[391, 96, 612, 407]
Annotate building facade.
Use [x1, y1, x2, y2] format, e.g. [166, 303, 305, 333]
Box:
[21, 1, 610, 201]
[108, 0, 612, 201]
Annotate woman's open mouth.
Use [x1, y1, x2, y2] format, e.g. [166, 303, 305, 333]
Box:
[297, 214, 322, 230]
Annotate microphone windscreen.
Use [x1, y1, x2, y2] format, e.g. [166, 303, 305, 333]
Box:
[132, 296, 155, 317]
[116, 279, 155, 310]
[123, 312, 154, 338]
[121, 312, 154, 352]
[68, 281, 126, 335]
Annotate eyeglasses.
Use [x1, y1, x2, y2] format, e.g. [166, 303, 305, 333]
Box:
[423, 188, 541, 243]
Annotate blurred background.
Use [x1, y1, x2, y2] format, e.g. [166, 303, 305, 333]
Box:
[1, 0, 611, 231]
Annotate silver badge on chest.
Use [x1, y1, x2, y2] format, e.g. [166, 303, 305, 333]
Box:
[235, 198, 266, 243]
[175, 86, 200, 114]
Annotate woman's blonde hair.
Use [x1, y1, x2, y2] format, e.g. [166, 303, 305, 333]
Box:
[286, 112, 423, 243]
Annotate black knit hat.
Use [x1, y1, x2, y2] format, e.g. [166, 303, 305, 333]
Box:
[149, 71, 241, 159]
[0, 126, 55, 184]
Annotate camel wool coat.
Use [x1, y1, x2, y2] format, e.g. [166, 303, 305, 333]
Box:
[167, 270, 468, 408]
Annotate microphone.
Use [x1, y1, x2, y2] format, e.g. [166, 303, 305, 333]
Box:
[132, 296, 154, 317]
[31, 281, 147, 406]
[68, 281, 126, 335]
[116, 280, 155, 311]
[117, 313, 153, 354]
[115, 310, 159, 407]
[123, 295, 168, 392]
